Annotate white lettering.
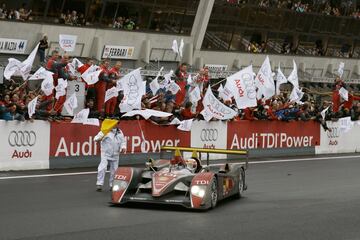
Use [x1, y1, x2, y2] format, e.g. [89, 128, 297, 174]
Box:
[55, 137, 69, 157]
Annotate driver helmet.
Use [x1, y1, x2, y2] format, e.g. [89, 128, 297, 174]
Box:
[185, 159, 197, 173]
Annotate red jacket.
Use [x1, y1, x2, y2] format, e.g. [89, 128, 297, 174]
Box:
[243, 108, 255, 121]
[332, 90, 340, 112]
[175, 80, 187, 107]
[343, 94, 360, 110]
[181, 108, 195, 120]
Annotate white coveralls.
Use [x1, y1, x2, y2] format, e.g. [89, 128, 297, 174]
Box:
[94, 128, 126, 187]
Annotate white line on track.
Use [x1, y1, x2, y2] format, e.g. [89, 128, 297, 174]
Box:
[0, 155, 359, 180]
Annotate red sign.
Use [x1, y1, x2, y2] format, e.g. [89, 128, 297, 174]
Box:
[227, 120, 320, 149]
[50, 121, 190, 158]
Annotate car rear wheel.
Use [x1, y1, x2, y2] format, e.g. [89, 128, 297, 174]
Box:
[210, 178, 218, 208]
[236, 168, 245, 199]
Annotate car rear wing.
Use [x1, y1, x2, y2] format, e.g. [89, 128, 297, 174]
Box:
[160, 146, 248, 169]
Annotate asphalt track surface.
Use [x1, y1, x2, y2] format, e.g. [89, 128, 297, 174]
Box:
[1, 155, 360, 240]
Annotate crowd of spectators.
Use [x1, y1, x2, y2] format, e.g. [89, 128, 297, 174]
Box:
[226, 0, 360, 18]
[112, 16, 137, 30]
[57, 10, 86, 26]
[1, 52, 360, 129]
[0, 3, 32, 21]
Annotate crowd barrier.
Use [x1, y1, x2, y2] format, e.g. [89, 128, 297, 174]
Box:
[1, 119, 359, 171]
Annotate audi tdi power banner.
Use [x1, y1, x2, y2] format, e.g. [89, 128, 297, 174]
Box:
[50, 121, 190, 158]
[227, 120, 320, 150]
[316, 120, 360, 154]
[0, 121, 50, 171]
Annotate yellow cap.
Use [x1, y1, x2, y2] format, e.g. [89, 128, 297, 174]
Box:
[191, 151, 198, 158]
[100, 119, 118, 136]
[174, 148, 181, 157]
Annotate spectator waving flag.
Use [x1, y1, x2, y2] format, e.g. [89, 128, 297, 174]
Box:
[71, 108, 90, 123]
[67, 58, 83, 75]
[64, 93, 78, 116]
[255, 56, 275, 100]
[288, 60, 299, 89]
[81, 65, 101, 85]
[104, 87, 119, 103]
[149, 67, 164, 95]
[201, 87, 237, 120]
[27, 96, 38, 118]
[119, 68, 144, 113]
[225, 65, 257, 109]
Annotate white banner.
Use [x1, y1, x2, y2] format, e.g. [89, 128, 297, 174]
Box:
[0, 38, 27, 54]
[225, 65, 257, 109]
[190, 120, 228, 160]
[202, 87, 237, 120]
[71, 108, 90, 124]
[276, 64, 287, 95]
[119, 68, 144, 112]
[204, 64, 228, 72]
[64, 93, 78, 116]
[316, 120, 360, 154]
[339, 87, 348, 101]
[102, 45, 135, 59]
[177, 118, 193, 132]
[81, 65, 101, 85]
[29, 67, 53, 81]
[288, 60, 299, 89]
[337, 62, 345, 78]
[28, 97, 38, 119]
[0, 121, 50, 170]
[104, 87, 119, 103]
[59, 34, 77, 52]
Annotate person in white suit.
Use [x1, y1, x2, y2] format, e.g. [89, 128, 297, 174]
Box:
[94, 126, 126, 191]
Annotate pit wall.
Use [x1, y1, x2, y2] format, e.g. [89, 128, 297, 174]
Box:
[0, 119, 358, 171]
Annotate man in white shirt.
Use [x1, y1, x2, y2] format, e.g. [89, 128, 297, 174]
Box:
[94, 122, 126, 191]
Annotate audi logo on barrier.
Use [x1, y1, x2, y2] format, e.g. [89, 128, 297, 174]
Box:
[8, 130, 36, 147]
[327, 127, 340, 139]
[200, 129, 218, 142]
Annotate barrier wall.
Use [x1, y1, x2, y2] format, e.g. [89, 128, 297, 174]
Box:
[2, 119, 360, 171]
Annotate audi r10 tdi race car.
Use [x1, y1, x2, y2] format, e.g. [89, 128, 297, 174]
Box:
[111, 147, 248, 210]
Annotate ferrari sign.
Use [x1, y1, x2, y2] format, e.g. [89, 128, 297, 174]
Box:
[102, 45, 135, 59]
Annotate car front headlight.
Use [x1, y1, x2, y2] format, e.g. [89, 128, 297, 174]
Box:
[113, 181, 128, 192]
[191, 185, 206, 198]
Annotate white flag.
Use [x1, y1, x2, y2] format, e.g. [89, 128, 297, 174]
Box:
[71, 108, 90, 123]
[160, 70, 173, 88]
[202, 87, 237, 120]
[179, 39, 184, 58]
[149, 67, 163, 95]
[289, 86, 304, 104]
[119, 68, 144, 112]
[288, 60, 299, 89]
[177, 119, 193, 132]
[83, 118, 100, 126]
[339, 116, 353, 134]
[104, 87, 119, 103]
[166, 81, 181, 94]
[55, 78, 68, 100]
[321, 106, 330, 120]
[27, 96, 38, 118]
[219, 84, 233, 102]
[275, 64, 287, 95]
[337, 62, 345, 78]
[339, 87, 348, 101]
[4, 58, 22, 79]
[187, 73, 193, 85]
[59, 34, 77, 52]
[41, 77, 54, 96]
[81, 65, 101, 85]
[4, 44, 39, 80]
[63, 93, 78, 116]
[116, 80, 123, 91]
[67, 58, 83, 75]
[189, 86, 201, 103]
[169, 117, 181, 125]
[255, 56, 275, 99]
[225, 65, 257, 109]
[29, 67, 53, 80]
[172, 40, 179, 54]
[200, 108, 214, 122]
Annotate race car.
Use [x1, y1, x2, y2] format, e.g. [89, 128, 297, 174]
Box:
[111, 146, 248, 210]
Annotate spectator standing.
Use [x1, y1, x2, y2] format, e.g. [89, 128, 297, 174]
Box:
[175, 63, 188, 107]
[38, 35, 49, 64]
[106, 61, 122, 117]
[95, 59, 111, 114]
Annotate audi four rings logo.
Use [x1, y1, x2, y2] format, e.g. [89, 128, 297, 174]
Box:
[200, 129, 218, 141]
[8, 130, 36, 147]
[327, 127, 340, 138]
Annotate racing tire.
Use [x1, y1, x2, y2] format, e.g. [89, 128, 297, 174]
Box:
[210, 177, 218, 209]
[236, 168, 245, 199]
